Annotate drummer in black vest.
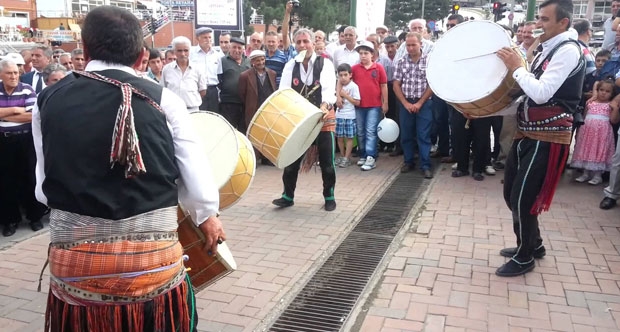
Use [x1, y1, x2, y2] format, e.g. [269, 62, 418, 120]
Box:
[272, 28, 338, 211]
[32, 6, 224, 330]
[496, 0, 585, 276]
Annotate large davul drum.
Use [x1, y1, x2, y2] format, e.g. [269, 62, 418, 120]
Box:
[427, 20, 527, 117]
[246, 89, 324, 169]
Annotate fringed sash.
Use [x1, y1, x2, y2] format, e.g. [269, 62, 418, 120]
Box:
[73, 71, 165, 178]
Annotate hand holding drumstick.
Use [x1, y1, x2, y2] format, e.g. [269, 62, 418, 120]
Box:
[496, 47, 525, 72]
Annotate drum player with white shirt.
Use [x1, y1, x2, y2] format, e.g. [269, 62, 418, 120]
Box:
[495, 0, 585, 277]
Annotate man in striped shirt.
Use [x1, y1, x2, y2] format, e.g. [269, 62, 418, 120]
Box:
[0, 59, 48, 236]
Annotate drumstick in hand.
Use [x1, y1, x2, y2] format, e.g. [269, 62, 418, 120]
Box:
[454, 51, 497, 62]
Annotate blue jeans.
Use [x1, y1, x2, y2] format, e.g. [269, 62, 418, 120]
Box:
[355, 107, 382, 159]
[400, 98, 433, 170]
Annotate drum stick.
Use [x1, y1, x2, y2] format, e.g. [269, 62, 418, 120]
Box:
[454, 51, 497, 62]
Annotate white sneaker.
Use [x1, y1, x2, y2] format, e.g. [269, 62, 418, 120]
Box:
[575, 173, 590, 183]
[335, 156, 344, 165]
[357, 158, 366, 166]
[451, 163, 458, 170]
[589, 176, 603, 185]
[361, 156, 376, 171]
[430, 144, 438, 153]
[485, 165, 496, 175]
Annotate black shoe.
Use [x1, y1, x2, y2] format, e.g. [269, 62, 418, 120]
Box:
[324, 200, 336, 211]
[493, 161, 505, 170]
[600, 197, 617, 210]
[451, 170, 470, 177]
[423, 169, 433, 179]
[400, 164, 415, 173]
[272, 197, 294, 208]
[472, 172, 484, 181]
[30, 220, 44, 232]
[495, 259, 535, 277]
[500, 246, 546, 259]
[2, 223, 17, 237]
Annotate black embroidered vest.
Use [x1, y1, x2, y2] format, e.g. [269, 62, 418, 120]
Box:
[291, 56, 324, 108]
[38, 69, 179, 219]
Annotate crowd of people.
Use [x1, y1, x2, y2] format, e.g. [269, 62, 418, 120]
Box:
[0, 0, 617, 329]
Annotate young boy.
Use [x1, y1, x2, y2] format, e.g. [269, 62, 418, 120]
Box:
[336, 63, 360, 168]
[351, 41, 388, 171]
[583, 50, 611, 101]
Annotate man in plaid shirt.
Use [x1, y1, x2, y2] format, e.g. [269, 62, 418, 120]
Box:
[393, 32, 434, 179]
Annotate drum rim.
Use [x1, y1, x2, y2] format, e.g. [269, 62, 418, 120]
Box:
[219, 131, 257, 210]
[427, 20, 513, 104]
[189, 111, 240, 189]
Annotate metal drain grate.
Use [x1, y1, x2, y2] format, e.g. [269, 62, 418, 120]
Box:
[270, 171, 429, 332]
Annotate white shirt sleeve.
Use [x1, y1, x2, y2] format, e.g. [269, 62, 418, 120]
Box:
[320, 58, 337, 104]
[160, 88, 220, 226]
[32, 102, 48, 205]
[512, 43, 581, 105]
[279, 59, 294, 90]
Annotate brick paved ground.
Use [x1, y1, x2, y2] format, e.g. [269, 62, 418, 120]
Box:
[359, 165, 620, 332]
[0, 153, 403, 332]
[2, 154, 620, 332]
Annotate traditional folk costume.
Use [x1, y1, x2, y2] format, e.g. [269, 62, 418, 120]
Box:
[502, 31, 586, 271]
[33, 61, 220, 331]
[277, 53, 337, 204]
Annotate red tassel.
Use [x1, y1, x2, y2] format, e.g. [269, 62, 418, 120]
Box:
[530, 143, 568, 215]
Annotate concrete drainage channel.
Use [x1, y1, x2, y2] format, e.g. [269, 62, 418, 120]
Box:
[269, 169, 431, 332]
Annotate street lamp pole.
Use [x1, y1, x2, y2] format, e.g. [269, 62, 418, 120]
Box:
[421, 0, 426, 18]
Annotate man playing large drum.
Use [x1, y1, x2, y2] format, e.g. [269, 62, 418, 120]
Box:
[496, 0, 585, 276]
[272, 29, 338, 211]
[33, 6, 225, 331]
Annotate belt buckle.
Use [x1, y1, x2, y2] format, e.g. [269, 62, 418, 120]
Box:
[2, 132, 11, 137]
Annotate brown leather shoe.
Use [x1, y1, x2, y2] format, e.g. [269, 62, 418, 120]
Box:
[440, 156, 454, 163]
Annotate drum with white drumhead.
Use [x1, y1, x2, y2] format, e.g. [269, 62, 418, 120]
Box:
[427, 20, 526, 117]
[246, 89, 323, 168]
[189, 111, 238, 189]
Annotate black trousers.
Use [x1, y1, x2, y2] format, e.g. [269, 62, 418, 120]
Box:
[282, 131, 336, 200]
[503, 138, 568, 263]
[0, 133, 48, 226]
[490, 116, 503, 160]
[199, 86, 220, 113]
[451, 112, 491, 173]
[433, 97, 452, 156]
[219, 103, 245, 132]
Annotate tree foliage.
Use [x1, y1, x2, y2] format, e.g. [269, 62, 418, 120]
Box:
[243, 0, 350, 33]
[385, 0, 452, 31]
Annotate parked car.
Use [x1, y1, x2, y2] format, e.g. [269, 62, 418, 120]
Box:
[589, 29, 604, 48]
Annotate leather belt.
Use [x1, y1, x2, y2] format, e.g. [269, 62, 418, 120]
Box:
[1, 130, 31, 137]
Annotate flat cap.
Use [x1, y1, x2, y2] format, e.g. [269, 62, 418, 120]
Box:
[195, 27, 213, 37]
[230, 37, 245, 45]
[249, 50, 265, 60]
[376, 25, 389, 32]
[383, 35, 398, 44]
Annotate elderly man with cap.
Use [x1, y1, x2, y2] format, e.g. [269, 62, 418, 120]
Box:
[190, 26, 224, 113]
[218, 37, 250, 131]
[239, 50, 277, 163]
[375, 35, 402, 155]
[2, 53, 26, 75]
[375, 25, 389, 56]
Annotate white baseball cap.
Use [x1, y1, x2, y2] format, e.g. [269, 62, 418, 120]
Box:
[2, 53, 25, 65]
